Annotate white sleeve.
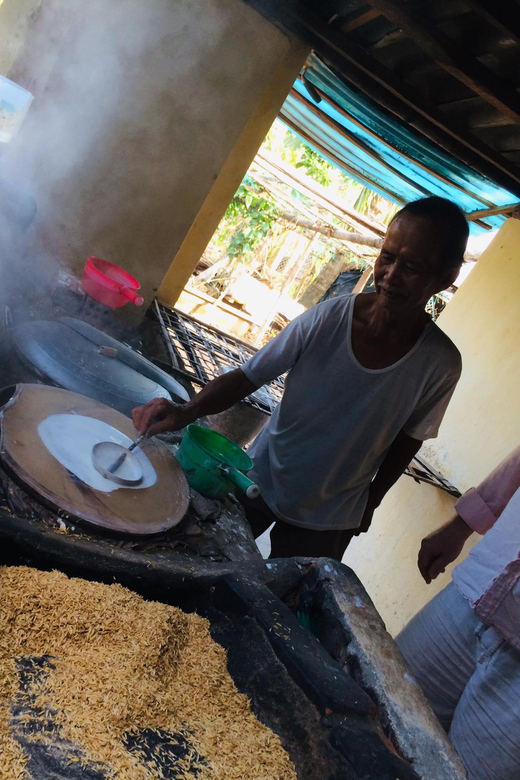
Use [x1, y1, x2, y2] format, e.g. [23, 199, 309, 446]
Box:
[403, 368, 461, 440]
[241, 305, 320, 388]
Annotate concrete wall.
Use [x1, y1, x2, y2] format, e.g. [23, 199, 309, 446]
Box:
[0, 0, 43, 76]
[343, 217, 520, 636]
[0, 0, 306, 314]
[157, 36, 309, 306]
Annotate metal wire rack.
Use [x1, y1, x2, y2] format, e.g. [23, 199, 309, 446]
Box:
[152, 300, 284, 414]
[405, 455, 461, 498]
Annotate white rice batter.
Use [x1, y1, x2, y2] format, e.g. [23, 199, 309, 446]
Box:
[38, 414, 157, 493]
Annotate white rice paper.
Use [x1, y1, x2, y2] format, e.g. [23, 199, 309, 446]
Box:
[38, 414, 157, 493]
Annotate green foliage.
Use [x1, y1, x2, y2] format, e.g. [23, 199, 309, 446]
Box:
[353, 186, 378, 214]
[265, 121, 397, 220]
[223, 176, 280, 259]
[280, 130, 303, 166]
[382, 202, 399, 225]
[282, 132, 334, 186]
[295, 147, 333, 186]
[209, 121, 398, 276]
[353, 187, 400, 224]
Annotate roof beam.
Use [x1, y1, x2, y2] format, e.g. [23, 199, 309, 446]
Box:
[280, 212, 383, 248]
[255, 148, 389, 234]
[467, 202, 520, 220]
[365, 0, 520, 125]
[462, 0, 520, 46]
[316, 53, 520, 190]
[340, 9, 381, 33]
[243, 0, 520, 195]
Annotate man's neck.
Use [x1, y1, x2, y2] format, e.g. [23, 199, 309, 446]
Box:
[356, 293, 428, 343]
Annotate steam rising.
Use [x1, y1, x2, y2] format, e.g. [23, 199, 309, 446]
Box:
[0, 0, 236, 309]
[0, 0, 287, 323]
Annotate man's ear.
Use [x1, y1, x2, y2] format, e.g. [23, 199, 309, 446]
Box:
[436, 264, 461, 293]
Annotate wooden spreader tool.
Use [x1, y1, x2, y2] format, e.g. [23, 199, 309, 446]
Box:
[0, 384, 190, 535]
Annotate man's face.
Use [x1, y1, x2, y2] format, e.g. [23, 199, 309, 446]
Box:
[373, 215, 456, 314]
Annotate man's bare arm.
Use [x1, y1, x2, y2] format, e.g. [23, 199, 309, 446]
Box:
[132, 369, 257, 437]
[355, 430, 422, 535]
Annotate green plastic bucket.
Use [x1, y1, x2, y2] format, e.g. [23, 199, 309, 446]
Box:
[175, 425, 260, 500]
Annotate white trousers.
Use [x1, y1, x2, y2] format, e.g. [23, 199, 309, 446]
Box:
[396, 582, 520, 780]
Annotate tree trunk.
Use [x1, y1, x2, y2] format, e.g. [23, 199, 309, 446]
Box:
[254, 233, 318, 346]
[298, 250, 353, 308]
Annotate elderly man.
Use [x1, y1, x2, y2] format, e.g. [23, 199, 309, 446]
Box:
[134, 197, 468, 560]
[397, 447, 520, 780]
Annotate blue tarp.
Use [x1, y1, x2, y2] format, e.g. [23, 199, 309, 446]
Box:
[279, 54, 516, 235]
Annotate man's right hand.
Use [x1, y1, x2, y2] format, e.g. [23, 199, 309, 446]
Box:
[418, 514, 473, 584]
[132, 398, 195, 438]
[132, 368, 257, 439]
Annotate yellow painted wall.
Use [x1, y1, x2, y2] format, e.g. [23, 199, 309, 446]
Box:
[343, 217, 520, 636]
[425, 218, 520, 489]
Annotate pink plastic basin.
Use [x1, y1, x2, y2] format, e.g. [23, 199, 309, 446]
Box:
[81, 257, 144, 308]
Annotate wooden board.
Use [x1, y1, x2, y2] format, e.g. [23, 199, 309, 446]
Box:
[0, 384, 189, 535]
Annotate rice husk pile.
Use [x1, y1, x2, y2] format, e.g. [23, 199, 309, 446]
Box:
[0, 566, 297, 780]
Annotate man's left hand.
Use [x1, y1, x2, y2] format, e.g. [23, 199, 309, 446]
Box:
[353, 431, 421, 537]
[354, 496, 378, 536]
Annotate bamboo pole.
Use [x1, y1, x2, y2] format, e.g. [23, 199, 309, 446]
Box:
[255, 149, 386, 236]
[281, 212, 383, 248]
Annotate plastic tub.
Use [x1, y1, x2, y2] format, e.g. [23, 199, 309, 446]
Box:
[176, 425, 259, 499]
[0, 75, 33, 143]
[81, 257, 144, 308]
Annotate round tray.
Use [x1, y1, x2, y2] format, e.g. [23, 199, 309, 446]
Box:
[0, 384, 189, 535]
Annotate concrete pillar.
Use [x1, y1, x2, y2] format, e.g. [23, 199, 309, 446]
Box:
[157, 39, 309, 306]
[343, 217, 520, 635]
[0, 0, 308, 318]
[0, 0, 43, 76]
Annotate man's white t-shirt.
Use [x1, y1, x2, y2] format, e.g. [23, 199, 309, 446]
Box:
[241, 295, 461, 531]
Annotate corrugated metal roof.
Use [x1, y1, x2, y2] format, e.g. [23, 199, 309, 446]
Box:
[278, 54, 516, 234]
[245, 0, 520, 227]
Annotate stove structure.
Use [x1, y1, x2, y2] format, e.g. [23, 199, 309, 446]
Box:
[0, 303, 466, 779]
[0, 494, 466, 780]
[0, 384, 190, 535]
